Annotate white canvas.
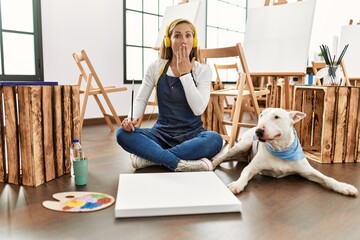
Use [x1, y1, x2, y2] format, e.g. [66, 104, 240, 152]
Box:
[243, 0, 316, 73]
[154, 1, 200, 49]
[115, 172, 242, 218]
[339, 25, 360, 78]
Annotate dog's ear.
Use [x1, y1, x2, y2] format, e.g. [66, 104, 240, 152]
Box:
[289, 111, 306, 124]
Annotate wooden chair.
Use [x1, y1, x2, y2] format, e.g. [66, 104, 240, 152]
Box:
[213, 63, 240, 119]
[214, 63, 265, 121]
[72, 50, 127, 131]
[311, 61, 325, 85]
[199, 43, 270, 147]
[214, 63, 240, 89]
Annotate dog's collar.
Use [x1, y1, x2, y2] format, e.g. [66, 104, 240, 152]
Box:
[265, 128, 305, 161]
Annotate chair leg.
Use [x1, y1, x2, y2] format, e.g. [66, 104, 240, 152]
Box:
[93, 77, 122, 127]
[136, 114, 144, 127]
[79, 92, 90, 130]
[211, 95, 228, 136]
[229, 77, 247, 147]
[93, 94, 115, 132]
[102, 95, 122, 126]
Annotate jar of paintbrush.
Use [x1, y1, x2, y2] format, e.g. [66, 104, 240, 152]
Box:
[318, 44, 349, 86]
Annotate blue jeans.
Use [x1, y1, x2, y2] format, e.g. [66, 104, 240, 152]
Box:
[116, 127, 223, 170]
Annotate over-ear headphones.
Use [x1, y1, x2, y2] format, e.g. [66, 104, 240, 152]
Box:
[163, 18, 198, 48]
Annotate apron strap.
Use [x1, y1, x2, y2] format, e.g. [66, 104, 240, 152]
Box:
[163, 59, 171, 74]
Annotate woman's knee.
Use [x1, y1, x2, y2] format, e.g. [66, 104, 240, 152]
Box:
[213, 132, 224, 151]
[201, 131, 223, 151]
[115, 127, 126, 145]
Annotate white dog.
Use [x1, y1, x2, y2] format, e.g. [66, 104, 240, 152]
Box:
[212, 108, 358, 197]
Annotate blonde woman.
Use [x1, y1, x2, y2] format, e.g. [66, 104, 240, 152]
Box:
[116, 19, 222, 171]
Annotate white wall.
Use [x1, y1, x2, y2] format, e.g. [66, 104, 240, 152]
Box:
[41, 0, 128, 119]
[41, 0, 360, 119]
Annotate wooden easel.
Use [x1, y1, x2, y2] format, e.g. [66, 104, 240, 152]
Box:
[345, 19, 360, 86]
[265, 0, 303, 5]
[258, 0, 306, 109]
[349, 19, 360, 25]
[264, 0, 288, 6]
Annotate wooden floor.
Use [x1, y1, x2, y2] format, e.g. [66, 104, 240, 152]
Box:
[1, 122, 360, 240]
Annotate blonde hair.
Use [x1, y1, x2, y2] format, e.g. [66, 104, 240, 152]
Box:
[159, 18, 199, 61]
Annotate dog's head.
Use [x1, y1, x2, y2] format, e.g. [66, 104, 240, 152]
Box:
[255, 108, 306, 143]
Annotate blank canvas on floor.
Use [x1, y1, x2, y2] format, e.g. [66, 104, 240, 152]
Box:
[115, 172, 242, 218]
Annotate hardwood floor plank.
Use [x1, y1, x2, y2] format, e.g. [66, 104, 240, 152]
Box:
[1, 123, 360, 240]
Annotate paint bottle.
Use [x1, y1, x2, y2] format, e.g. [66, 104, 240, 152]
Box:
[70, 139, 83, 177]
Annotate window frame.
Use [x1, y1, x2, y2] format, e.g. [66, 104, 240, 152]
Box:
[205, 0, 247, 84]
[0, 0, 43, 82]
[123, 1, 170, 85]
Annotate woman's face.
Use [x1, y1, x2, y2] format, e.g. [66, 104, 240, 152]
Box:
[170, 23, 194, 58]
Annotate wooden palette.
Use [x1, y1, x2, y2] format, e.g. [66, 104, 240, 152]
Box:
[43, 192, 115, 212]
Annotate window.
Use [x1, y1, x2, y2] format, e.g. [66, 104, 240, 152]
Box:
[0, 0, 43, 82]
[206, 0, 247, 83]
[124, 0, 176, 84]
[124, 0, 247, 84]
[206, 0, 247, 48]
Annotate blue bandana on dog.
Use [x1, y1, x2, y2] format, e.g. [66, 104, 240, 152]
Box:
[265, 128, 305, 161]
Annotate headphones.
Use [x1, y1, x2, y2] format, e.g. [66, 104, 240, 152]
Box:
[163, 18, 198, 48]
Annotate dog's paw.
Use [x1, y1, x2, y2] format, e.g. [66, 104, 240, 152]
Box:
[333, 182, 358, 197]
[211, 158, 222, 169]
[211, 145, 232, 168]
[227, 181, 244, 195]
[342, 186, 358, 197]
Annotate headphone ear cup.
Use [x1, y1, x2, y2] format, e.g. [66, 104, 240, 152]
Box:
[164, 36, 171, 48]
[193, 37, 198, 48]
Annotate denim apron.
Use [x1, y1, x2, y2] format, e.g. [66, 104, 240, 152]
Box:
[143, 61, 204, 147]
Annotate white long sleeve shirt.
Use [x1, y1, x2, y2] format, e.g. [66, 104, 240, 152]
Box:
[129, 59, 212, 120]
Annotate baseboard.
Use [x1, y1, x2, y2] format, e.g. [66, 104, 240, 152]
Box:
[83, 113, 158, 126]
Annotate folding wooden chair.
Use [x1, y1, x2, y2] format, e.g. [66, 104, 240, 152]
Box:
[72, 50, 127, 131]
[136, 97, 157, 127]
[213, 63, 240, 119]
[199, 43, 270, 147]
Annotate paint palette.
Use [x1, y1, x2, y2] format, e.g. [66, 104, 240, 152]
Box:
[43, 192, 115, 212]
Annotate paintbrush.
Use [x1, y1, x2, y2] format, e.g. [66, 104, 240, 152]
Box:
[320, 44, 339, 83]
[320, 45, 330, 65]
[319, 44, 350, 85]
[336, 44, 349, 65]
[131, 79, 134, 121]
